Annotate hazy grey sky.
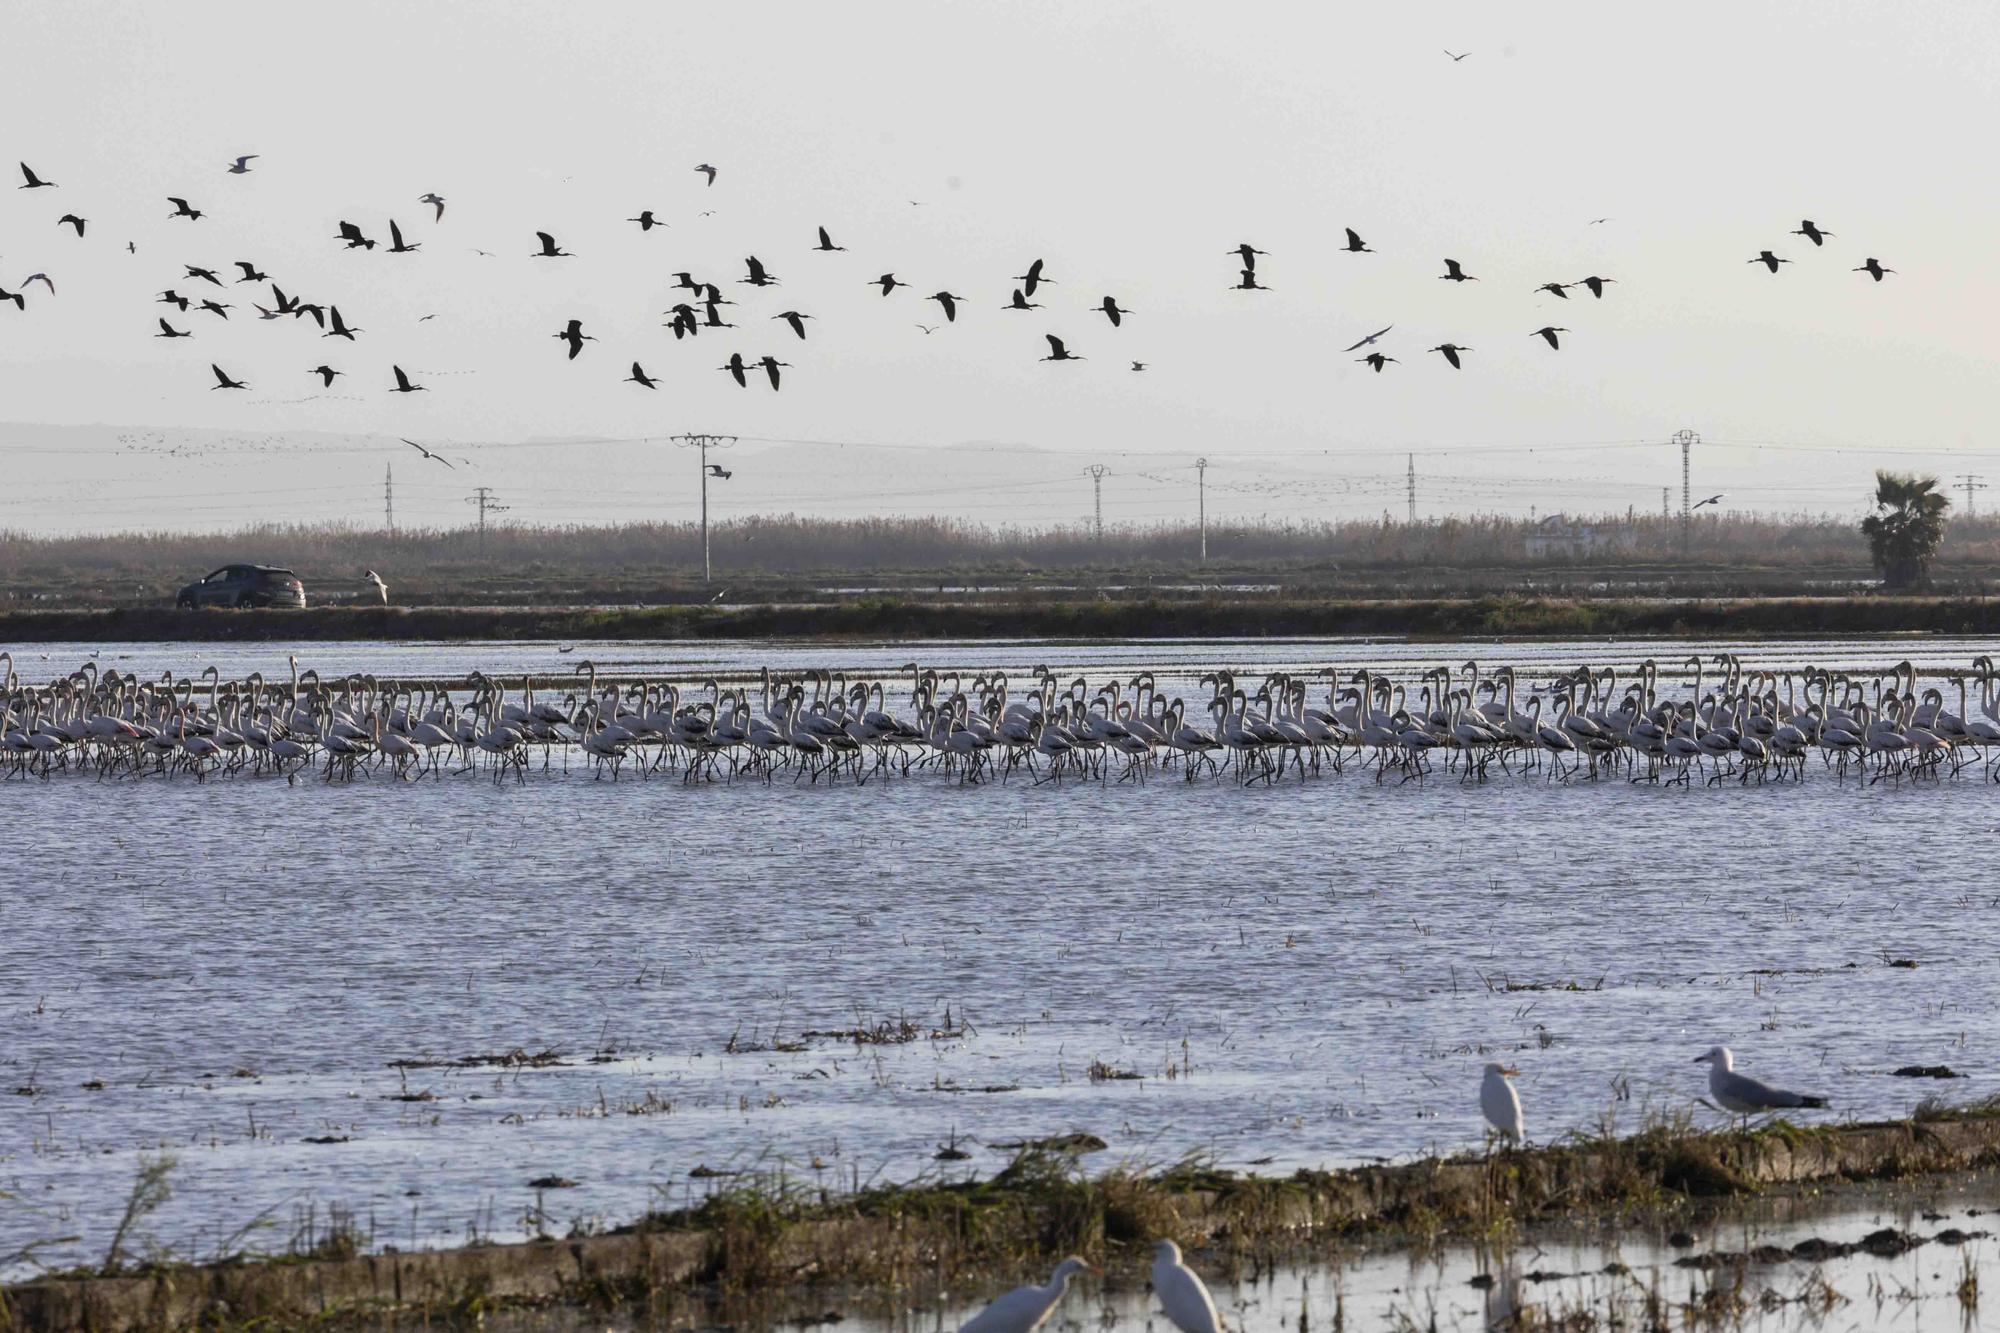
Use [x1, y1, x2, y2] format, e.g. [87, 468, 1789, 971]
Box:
[4, 1, 1998, 534]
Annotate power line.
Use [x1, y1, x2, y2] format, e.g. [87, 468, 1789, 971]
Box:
[465, 486, 508, 554]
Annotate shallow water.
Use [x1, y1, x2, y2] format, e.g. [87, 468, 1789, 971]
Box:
[4, 635, 2000, 1278]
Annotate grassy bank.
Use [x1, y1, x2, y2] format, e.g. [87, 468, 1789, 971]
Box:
[9, 1110, 2000, 1332]
[5, 594, 2000, 644]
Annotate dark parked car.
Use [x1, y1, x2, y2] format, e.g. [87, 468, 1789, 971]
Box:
[176, 565, 307, 609]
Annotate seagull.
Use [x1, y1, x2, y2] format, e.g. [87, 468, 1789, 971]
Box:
[209, 364, 247, 391]
[335, 220, 375, 250]
[1343, 325, 1393, 351]
[185, 264, 224, 287]
[1531, 326, 1568, 349]
[1358, 352, 1397, 373]
[199, 299, 230, 319]
[233, 261, 268, 283]
[625, 362, 659, 389]
[57, 214, 86, 237]
[1005, 288, 1041, 310]
[310, 365, 343, 387]
[759, 355, 789, 390]
[400, 438, 452, 467]
[419, 193, 446, 222]
[1041, 334, 1082, 362]
[1150, 1242, 1222, 1333]
[814, 226, 845, 252]
[1130, 361, 1147, 372]
[1748, 250, 1790, 273]
[1439, 258, 1478, 282]
[742, 255, 778, 286]
[916, 324, 938, 334]
[553, 318, 595, 359]
[227, 154, 258, 174]
[158, 290, 190, 311]
[707, 464, 731, 479]
[695, 163, 718, 186]
[928, 291, 966, 322]
[252, 304, 283, 320]
[1341, 228, 1372, 254]
[1095, 296, 1128, 327]
[390, 365, 426, 394]
[167, 196, 203, 220]
[387, 220, 419, 253]
[872, 273, 907, 296]
[1695, 1047, 1827, 1121]
[628, 210, 666, 230]
[1535, 282, 1571, 299]
[1574, 275, 1616, 298]
[1429, 343, 1471, 369]
[958, 1258, 1096, 1333]
[1588, 217, 1613, 225]
[532, 231, 571, 258]
[1230, 243, 1267, 268]
[774, 311, 812, 339]
[1854, 257, 1894, 282]
[1015, 259, 1054, 296]
[1232, 269, 1269, 290]
[1792, 220, 1833, 247]
[720, 352, 750, 387]
[155, 318, 190, 338]
[1693, 493, 1724, 509]
[324, 305, 360, 339]
[23, 274, 55, 297]
[1481, 1064, 1523, 1146]
[1444, 49, 1471, 61]
[18, 162, 55, 189]
[362, 569, 387, 605]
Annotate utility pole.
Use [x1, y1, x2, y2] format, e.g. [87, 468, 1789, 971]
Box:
[1087, 465, 1107, 542]
[673, 433, 737, 583]
[1195, 458, 1209, 565]
[1406, 453, 1416, 524]
[1674, 428, 1700, 555]
[465, 486, 508, 556]
[1661, 486, 1669, 520]
[384, 463, 395, 536]
[1956, 473, 1988, 517]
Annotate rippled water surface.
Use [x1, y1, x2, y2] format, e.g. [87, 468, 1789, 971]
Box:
[5, 635, 2000, 1278]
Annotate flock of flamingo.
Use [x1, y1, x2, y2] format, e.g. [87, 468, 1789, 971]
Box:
[5, 652, 2000, 786]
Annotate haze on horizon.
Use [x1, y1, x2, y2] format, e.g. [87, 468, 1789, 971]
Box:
[4, 0, 1999, 536]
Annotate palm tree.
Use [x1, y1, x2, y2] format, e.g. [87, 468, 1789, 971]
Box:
[1860, 471, 1951, 589]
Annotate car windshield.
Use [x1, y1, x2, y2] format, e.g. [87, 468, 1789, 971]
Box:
[203, 568, 230, 582]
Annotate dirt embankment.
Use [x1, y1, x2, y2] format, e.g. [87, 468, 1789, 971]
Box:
[9, 1113, 2000, 1332]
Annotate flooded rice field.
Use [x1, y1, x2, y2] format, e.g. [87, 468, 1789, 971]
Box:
[5, 635, 2000, 1283]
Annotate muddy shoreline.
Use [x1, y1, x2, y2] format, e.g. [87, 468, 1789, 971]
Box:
[9, 1112, 2000, 1332]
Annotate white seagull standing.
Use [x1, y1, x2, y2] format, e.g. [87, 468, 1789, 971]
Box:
[1696, 1047, 1827, 1121]
[1481, 1063, 1524, 1146]
[959, 1256, 1096, 1333]
[1151, 1241, 1223, 1333]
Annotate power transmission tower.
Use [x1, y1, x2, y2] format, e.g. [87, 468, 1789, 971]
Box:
[465, 486, 508, 556]
[1673, 428, 1701, 554]
[673, 433, 737, 582]
[1956, 473, 1988, 517]
[1195, 458, 1209, 565]
[384, 463, 395, 536]
[1406, 453, 1416, 523]
[1661, 487, 1669, 520]
[1087, 465, 1107, 541]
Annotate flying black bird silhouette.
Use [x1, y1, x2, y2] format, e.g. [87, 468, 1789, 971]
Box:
[1444, 49, 1470, 61]
[293, 302, 325, 327]
[1233, 269, 1269, 290]
[532, 231, 571, 258]
[1358, 353, 1397, 373]
[1854, 257, 1894, 282]
[1341, 228, 1372, 253]
[759, 355, 789, 390]
[1792, 220, 1833, 247]
[155, 318, 190, 338]
[872, 273, 907, 296]
[1574, 275, 1616, 298]
[1231, 243, 1268, 268]
[1131, 361, 1147, 372]
[625, 362, 659, 389]
[227, 155, 258, 174]
[387, 220, 419, 253]
[126, 241, 136, 253]
[389, 365, 425, 393]
[916, 324, 938, 334]
[19, 162, 55, 189]
[671, 271, 702, 291]
[1439, 258, 1478, 282]
[928, 291, 966, 322]
[233, 261, 267, 282]
[1531, 326, 1568, 349]
[814, 226, 845, 252]
[1536, 281, 1571, 299]
[167, 197, 203, 220]
[335, 220, 375, 249]
[311, 365, 342, 387]
[553, 318, 595, 359]
[158, 290, 190, 311]
[1343, 325, 1393, 351]
[0, 287, 22, 312]
[1041, 334, 1081, 362]
[719, 352, 750, 387]
[1014, 259, 1053, 296]
[695, 163, 718, 186]
[1096, 296, 1128, 327]
[323, 305, 359, 339]
[1429, 343, 1471, 369]
[742, 255, 777, 286]
[210, 364, 247, 390]
[400, 438, 452, 467]
[419, 193, 445, 222]
[184, 265, 223, 287]
[199, 299, 230, 318]
[629, 210, 665, 230]
[701, 283, 732, 305]
[57, 213, 86, 237]
[1005, 288, 1041, 310]
[271, 284, 299, 313]
[702, 301, 734, 328]
[1748, 250, 1789, 273]
[1693, 493, 1724, 509]
[707, 464, 731, 479]
[774, 310, 812, 339]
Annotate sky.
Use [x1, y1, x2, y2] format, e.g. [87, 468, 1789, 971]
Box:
[3, 0, 1999, 535]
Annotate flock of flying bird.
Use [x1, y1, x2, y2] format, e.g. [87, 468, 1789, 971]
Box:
[5, 155, 1901, 413]
[5, 654, 1998, 788]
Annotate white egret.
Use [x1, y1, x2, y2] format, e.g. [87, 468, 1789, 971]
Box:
[959, 1256, 1097, 1333]
[1151, 1240, 1223, 1333]
[1481, 1063, 1523, 1145]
